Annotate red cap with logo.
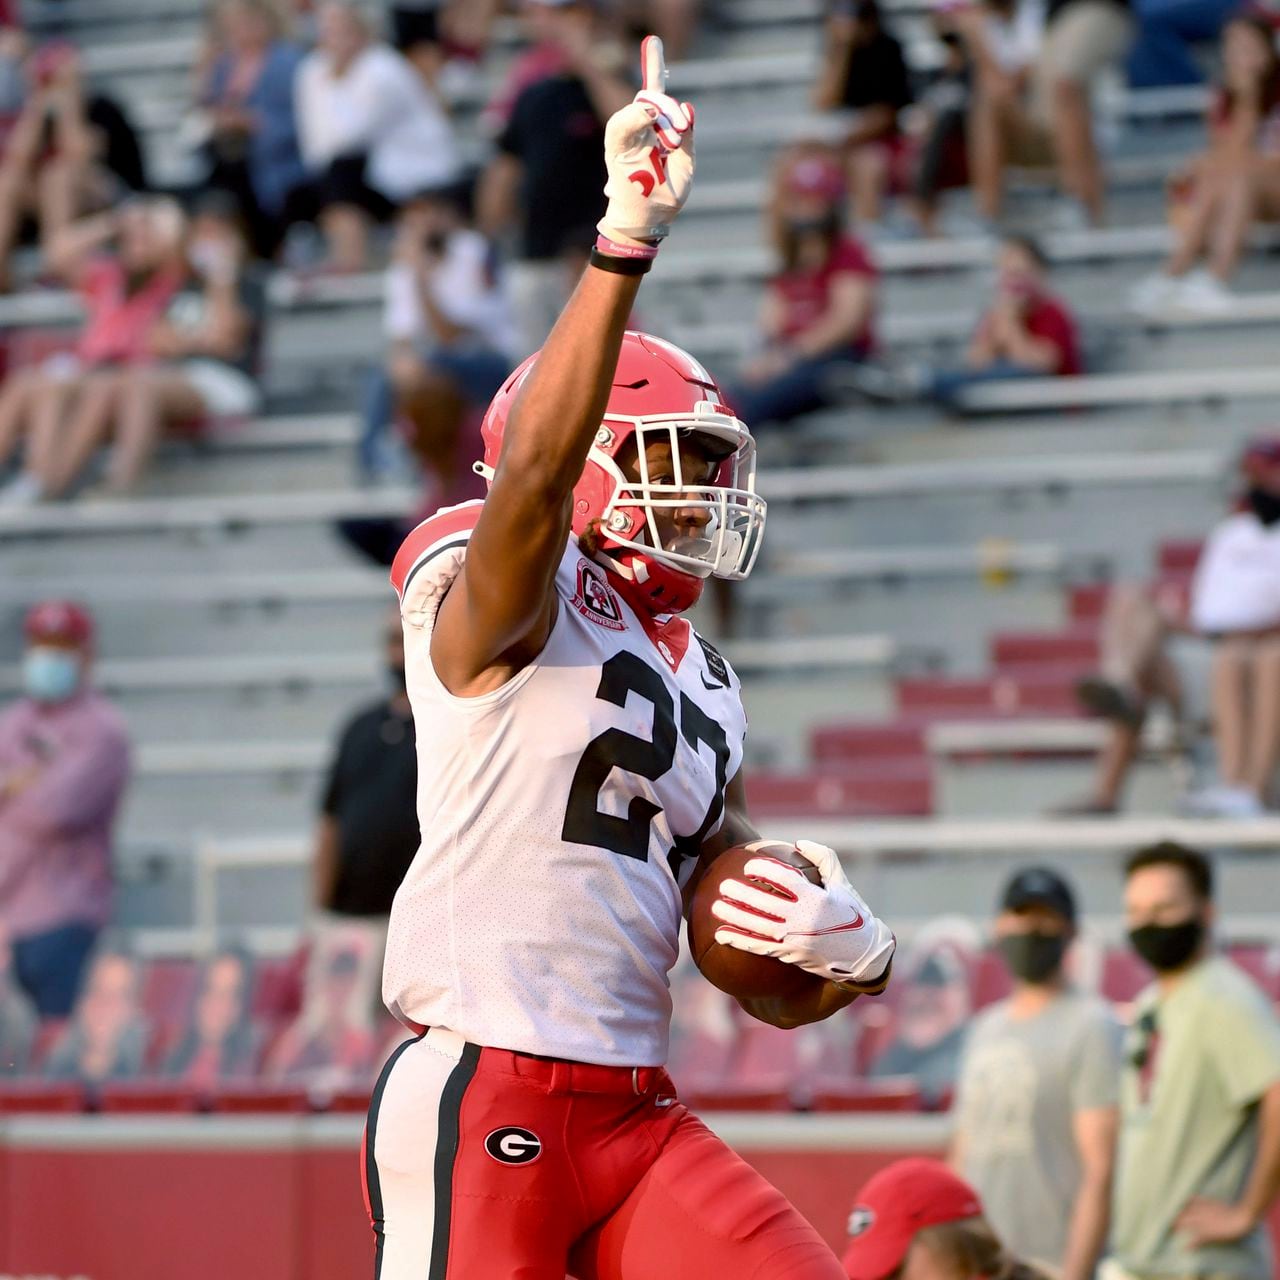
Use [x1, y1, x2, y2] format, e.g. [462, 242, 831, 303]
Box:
[841, 1158, 984, 1280]
[24, 600, 94, 646]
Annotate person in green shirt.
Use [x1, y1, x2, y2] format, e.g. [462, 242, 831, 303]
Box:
[1109, 841, 1280, 1280]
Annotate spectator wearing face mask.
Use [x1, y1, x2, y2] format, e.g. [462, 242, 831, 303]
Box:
[1112, 842, 1280, 1280]
[728, 147, 879, 430]
[0, 602, 129, 1021]
[842, 1159, 1052, 1280]
[930, 234, 1080, 410]
[951, 869, 1121, 1280]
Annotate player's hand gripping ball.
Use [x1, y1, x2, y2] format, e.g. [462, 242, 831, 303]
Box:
[598, 35, 695, 246]
[691, 840, 897, 1000]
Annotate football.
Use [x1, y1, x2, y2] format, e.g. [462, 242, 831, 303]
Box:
[688, 840, 825, 1001]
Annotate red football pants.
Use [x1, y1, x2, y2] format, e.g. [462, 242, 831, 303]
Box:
[362, 1027, 846, 1280]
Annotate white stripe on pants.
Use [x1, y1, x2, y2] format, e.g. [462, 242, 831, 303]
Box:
[367, 1027, 470, 1280]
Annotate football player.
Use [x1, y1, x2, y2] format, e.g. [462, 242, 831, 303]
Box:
[366, 37, 896, 1280]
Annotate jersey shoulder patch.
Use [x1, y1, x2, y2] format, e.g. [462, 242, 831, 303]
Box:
[390, 500, 484, 617]
[694, 633, 734, 690]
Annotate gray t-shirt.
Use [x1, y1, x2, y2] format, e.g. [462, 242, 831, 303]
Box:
[954, 991, 1122, 1270]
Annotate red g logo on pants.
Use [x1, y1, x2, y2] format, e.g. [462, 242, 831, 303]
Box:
[484, 1127, 542, 1166]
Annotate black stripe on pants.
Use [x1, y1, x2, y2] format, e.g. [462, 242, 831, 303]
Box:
[428, 1041, 482, 1280]
[366, 1033, 421, 1278]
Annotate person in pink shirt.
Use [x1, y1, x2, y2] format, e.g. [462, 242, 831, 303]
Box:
[0, 601, 130, 1019]
[0, 197, 187, 504]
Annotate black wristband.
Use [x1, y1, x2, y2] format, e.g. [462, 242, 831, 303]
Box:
[589, 247, 652, 276]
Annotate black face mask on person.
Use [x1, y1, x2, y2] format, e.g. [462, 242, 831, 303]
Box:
[1128, 916, 1205, 972]
[1246, 486, 1280, 527]
[997, 932, 1068, 984]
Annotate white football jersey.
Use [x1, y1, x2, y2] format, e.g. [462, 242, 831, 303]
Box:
[383, 501, 747, 1067]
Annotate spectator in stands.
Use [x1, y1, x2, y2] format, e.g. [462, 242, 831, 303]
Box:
[1065, 437, 1280, 817]
[929, 235, 1080, 410]
[964, 0, 1130, 227]
[164, 949, 259, 1087]
[476, 0, 630, 353]
[813, 0, 914, 225]
[728, 149, 879, 430]
[0, 40, 146, 293]
[264, 941, 377, 1089]
[952, 868, 1120, 1280]
[0, 197, 187, 505]
[905, 22, 972, 236]
[29, 192, 266, 500]
[842, 1158, 1052, 1280]
[0, 603, 129, 1021]
[1128, 0, 1238, 87]
[1111, 842, 1280, 1280]
[1131, 15, 1280, 316]
[195, 0, 307, 260]
[360, 186, 517, 488]
[615, 0, 703, 60]
[957, 0, 1049, 227]
[312, 614, 418, 940]
[869, 934, 972, 1106]
[293, 1, 461, 273]
[44, 949, 147, 1083]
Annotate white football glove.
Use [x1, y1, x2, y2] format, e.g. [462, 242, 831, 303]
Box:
[598, 35, 695, 247]
[711, 840, 896, 988]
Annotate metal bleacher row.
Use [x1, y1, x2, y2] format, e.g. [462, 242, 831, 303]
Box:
[4, 0, 1280, 1038]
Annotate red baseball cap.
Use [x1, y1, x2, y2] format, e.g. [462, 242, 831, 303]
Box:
[24, 600, 94, 646]
[784, 155, 847, 204]
[841, 1159, 984, 1280]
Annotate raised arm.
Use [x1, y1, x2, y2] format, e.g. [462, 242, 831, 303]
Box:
[430, 37, 696, 696]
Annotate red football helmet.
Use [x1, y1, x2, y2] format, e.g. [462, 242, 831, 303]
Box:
[477, 331, 767, 614]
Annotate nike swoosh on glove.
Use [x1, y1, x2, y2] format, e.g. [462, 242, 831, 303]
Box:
[598, 35, 695, 246]
[711, 840, 896, 987]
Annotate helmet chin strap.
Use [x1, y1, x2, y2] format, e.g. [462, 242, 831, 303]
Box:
[594, 546, 703, 616]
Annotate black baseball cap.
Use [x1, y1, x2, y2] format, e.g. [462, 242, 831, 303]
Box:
[1000, 867, 1076, 924]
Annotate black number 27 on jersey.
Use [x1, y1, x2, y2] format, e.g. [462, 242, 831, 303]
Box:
[561, 651, 730, 866]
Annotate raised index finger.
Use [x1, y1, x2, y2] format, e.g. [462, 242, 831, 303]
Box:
[640, 34, 667, 94]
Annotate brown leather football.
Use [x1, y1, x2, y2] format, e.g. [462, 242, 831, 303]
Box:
[688, 840, 825, 1001]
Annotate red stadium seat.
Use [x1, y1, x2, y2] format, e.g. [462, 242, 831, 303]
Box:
[94, 1082, 200, 1113]
[970, 949, 1014, 1010]
[1069, 584, 1110, 623]
[141, 958, 200, 1024]
[250, 951, 307, 1022]
[745, 767, 933, 818]
[208, 1084, 310, 1113]
[1158, 540, 1202, 574]
[809, 721, 927, 764]
[322, 1087, 375, 1114]
[897, 676, 1081, 719]
[990, 628, 1099, 670]
[0, 1082, 84, 1113]
[1100, 947, 1153, 1004]
[1226, 942, 1280, 1000]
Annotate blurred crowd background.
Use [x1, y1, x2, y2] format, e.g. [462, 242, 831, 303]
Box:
[4, 0, 1280, 1276]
